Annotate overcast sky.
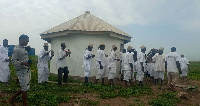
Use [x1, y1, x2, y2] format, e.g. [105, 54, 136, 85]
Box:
[0, 0, 199, 61]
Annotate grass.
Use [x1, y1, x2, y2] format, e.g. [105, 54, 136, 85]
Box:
[0, 56, 199, 105]
[149, 92, 181, 106]
[188, 61, 200, 80]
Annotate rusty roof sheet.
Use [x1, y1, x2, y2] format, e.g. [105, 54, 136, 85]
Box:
[41, 11, 131, 37]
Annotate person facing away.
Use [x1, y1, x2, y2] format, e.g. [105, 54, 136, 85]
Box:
[7, 34, 31, 106]
[37, 43, 54, 83]
[152, 47, 166, 84]
[57, 43, 71, 85]
[94, 44, 107, 85]
[179, 54, 189, 81]
[0, 39, 10, 84]
[123, 46, 133, 87]
[83, 44, 95, 83]
[165, 47, 181, 91]
[120, 49, 126, 81]
[136, 45, 146, 86]
[108, 45, 120, 86]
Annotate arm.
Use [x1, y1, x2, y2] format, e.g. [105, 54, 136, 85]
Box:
[12, 49, 30, 67]
[140, 62, 144, 72]
[165, 61, 167, 72]
[176, 61, 181, 74]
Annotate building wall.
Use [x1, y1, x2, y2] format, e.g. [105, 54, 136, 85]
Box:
[50, 33, 124, 77]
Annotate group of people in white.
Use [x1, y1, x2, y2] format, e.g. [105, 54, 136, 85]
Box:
[0, 35, 190, 106]
[83, 43, 189, 91]
[0, 40, 189, 91]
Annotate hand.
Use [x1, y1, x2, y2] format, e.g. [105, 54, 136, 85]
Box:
[51, 50, 54, 56]
[5, 59, 10, 62]
[92, 54, 95, 58]
[105, 54, 108, 57]
[21, 61, 31, 66]
[100, 65, 103, 69]
[179, 69, 182, 74]
[116, 59, 120, 61]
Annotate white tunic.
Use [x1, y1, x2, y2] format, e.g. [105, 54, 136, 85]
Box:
[108, 50, 118, 79]
[138, 52, 146, 64]
[179, 57, 189, 77]
[120, 52, 126, 71]
[57, 49, 67, 69]
[0, 46, 10, 82]
[146, 63, 155, 77]
[136, 52, 145, 81]
[96, 49, 107, 79]
[152, 53, 166, 72]
[83, 49, 93, 77]
[37, 49, 50, 68]
[96, 50, 107, 68]
[165, 52, 179, 73]
[179, 57, 189, 70]
[123, 52, 133, 81]
[37, 49, 50, 83]
[123, 52, 133, 71]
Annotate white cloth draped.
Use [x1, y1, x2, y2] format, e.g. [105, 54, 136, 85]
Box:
[0, 46, 10, 82]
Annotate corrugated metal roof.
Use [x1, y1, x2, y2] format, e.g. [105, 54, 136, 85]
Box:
[41, 11, 131, 37]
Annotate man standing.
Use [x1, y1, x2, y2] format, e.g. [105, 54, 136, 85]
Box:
[120, 49, 126, 81]
[165, 47, 181, 91]
[57, 43, 71, 85]
[123, 46, 133, 87]
[136, 45, 146, 86]
[7, 34, 31, 106]
[37, 43, 54, 83]
[94, 44, 107, 85]
[83, 44, 95, 83]
[179, 55, 189, 81]
[152, 47, 166, 84]
[108, 45, 119, 86]
[0, 39, 10, 84]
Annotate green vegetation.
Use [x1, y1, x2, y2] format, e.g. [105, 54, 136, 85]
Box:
[149, 92, 181, 106]
[0, 56, 199, 106]
[0, 56, 152, 105]
[188, 61, 200, 80]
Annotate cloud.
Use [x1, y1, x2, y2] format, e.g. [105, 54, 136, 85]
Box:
[0, 0, 199, 58]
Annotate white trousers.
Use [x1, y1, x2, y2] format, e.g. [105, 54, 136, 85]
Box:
[38, 67, 49, 83]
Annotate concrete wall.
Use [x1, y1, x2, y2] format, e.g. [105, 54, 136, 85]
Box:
[50, 33, 124, 77]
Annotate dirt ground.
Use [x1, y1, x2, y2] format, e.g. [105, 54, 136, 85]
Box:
[1, 76, 199, 106]
[60, 76, 200, 106]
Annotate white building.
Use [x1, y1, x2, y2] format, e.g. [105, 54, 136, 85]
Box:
[40, 11, 132, 77]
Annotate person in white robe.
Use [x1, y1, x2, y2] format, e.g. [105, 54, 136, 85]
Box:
[120, 49, 126, 81]
[152, 47, 166, 84]
[83, 44, 95, 83]
[108, 45, 120, 85]
[146, 57, 155, 82]
[133, 50, 140, 83]
[123, 46, 133, 87]
[37, 43, 54, 83]
[179, 55, 189, 81]
[0, 39, 10, 83]
[136, 45, 146, 86]
[57, 43, 71, 85]
[94, 44, 107, 85]
[165, 47, 181, 91]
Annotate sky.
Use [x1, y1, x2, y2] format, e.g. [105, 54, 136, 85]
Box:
[0, 0, 199, 61]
